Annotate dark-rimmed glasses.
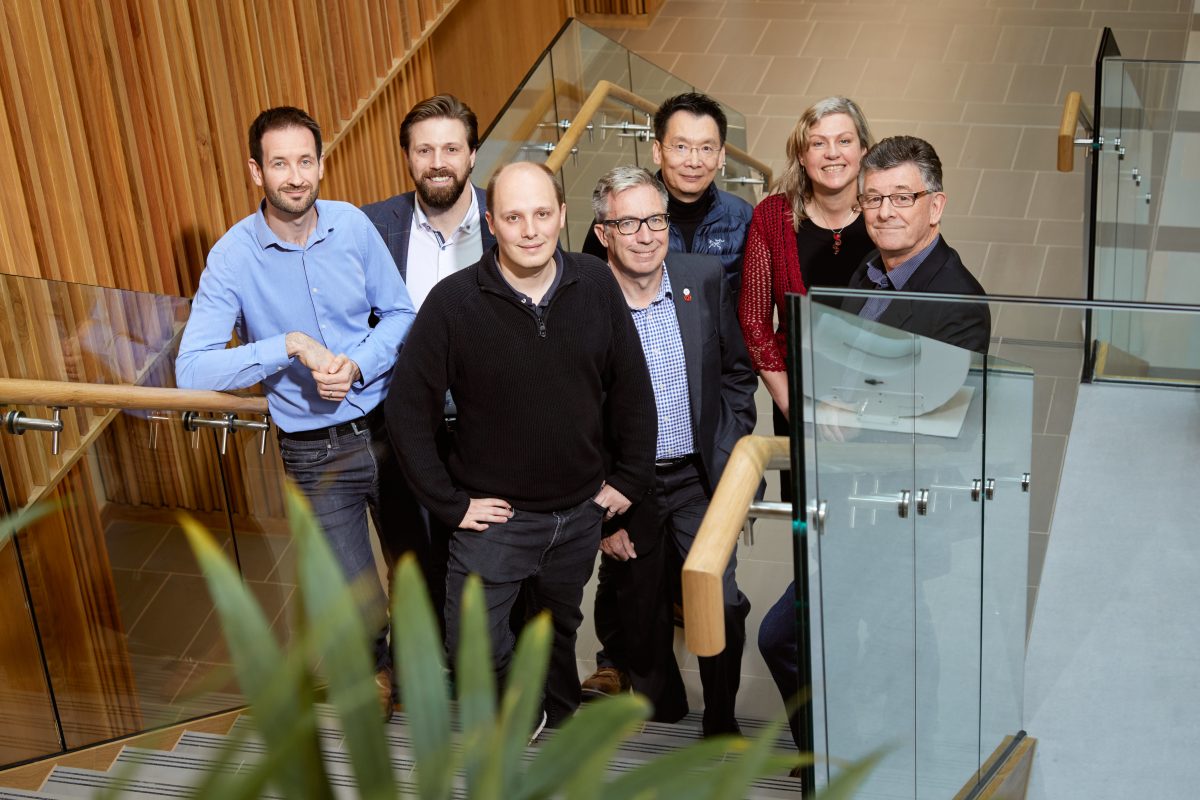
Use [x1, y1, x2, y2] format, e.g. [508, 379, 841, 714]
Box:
[600, 214, 671, 235]
[857, 190, 933, 209]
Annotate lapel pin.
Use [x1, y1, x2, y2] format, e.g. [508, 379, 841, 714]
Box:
[683, 288, 692, 302]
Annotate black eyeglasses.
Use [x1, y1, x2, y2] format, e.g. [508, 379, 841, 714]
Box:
[601, 214, 670, 235]
[857, 191, 933, 209]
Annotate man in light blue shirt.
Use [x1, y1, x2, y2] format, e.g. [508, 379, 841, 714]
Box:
[176, 107, 416, 719]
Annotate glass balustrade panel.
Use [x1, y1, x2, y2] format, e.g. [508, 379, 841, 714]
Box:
[0, 274, 264, 760]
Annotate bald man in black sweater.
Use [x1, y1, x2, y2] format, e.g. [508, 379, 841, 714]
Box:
[387, 162, 655, 730]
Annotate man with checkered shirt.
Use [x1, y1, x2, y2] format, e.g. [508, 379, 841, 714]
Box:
[581, 166, 757, 737]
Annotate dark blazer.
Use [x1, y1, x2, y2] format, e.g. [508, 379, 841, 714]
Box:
[663, 254, 758, 490]
[841, 236, 991, 355]
[361, 186, 496, 280]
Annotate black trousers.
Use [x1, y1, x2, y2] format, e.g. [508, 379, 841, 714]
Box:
[446, 495, 604, 727]
[593, 461, 750, 736]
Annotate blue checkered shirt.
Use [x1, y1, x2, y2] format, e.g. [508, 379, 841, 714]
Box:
[629, 266, 694, 460]
[858, 235, 941, 322]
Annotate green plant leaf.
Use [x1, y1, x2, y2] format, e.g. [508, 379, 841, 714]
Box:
[286, 485, 396, 799]
[0, 501, 57, 548]
[490, 611, 552, 797]
[705, 719, 791, 799]
[520, 692, 650, 800]
[180, 514, 330, 798]
[816, 747, 890, 800]
[392, 553, 454, 800]
[456, 574, 496, 794]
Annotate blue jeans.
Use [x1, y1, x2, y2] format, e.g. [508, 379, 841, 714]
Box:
[277, 418, 400, 669]
[445, 494, 605, 727]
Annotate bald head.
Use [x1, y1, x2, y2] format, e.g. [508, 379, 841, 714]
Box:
[484, 161, 566, 276]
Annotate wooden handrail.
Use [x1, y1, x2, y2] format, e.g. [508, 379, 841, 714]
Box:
[1057, 90, 1092, 172]
[0, 378, 267, 415]
[545, 79, 773, 185]
[682, 434, 790, 656]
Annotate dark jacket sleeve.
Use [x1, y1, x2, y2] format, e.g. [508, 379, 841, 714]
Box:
[598, 273, 656, 503]
[713, 265, 759, 481]
[385, 287, 471, 528]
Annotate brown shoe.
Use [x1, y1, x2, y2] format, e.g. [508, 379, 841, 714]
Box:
[375, 667, 395, 722]
[581, 666, 630, 700]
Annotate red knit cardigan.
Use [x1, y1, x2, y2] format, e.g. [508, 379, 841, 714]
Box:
[738, 193, 805, 372]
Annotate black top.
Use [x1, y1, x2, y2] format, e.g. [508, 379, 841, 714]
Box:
[668, 190, 713, 254]
[795, 213, 872, 289]
[386, 249, 656, 526]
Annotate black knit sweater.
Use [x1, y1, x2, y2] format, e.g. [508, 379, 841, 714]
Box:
[386, 249, 656, 528]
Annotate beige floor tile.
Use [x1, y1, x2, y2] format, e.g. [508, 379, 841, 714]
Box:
[1035, 0, 1084, 9]
[989, 0, 1038, 7]
[903, 5, 1000, 24]
[961, 124, 1022, 168]
[915, 121, 973, 166]
[995, 8, 1092, 26]
[708, 54, 774, 95]
[801, 20, 864, 58]
[904, 61, 967, 102]
[749, 115, 803, 162]
[971, 169, 1037, 216]
[707, 18, 769, 55]
[965, 101, 1065, 125]
[900, 22, 959, 61]
[612, 18, 681, 54]
[943, 166, 984, 204]
[1036, 219, 1085, 247]
[853, 22, 907, 59]
[804, 57, 870, 98]
[952, 240, 992, 278]
[866, 97, 968, 123]
[720, 1, 816, 20]
[1057, 64, 1095, 102]
[1007, 64, 1066, 105]
[1043, 26, 1104, 64]
[810, 1, 906, 23]
[853, 59, 919, 101]
[662, 17, 722, 53]
[1039, 245, 1087, 296]
[755, 56, 823, 95]
[946, 214, 1040, 243]
[1010, 125, 1060, 172]
[1146, 29, 1188, 60]
[1095, 10, 1191, 30]
[1028, 170, 1085, 220]
[711, 92, 767, 116]
[1080, 0, 1131, 9]
[982, 242, 1048, 292]
[1027, 432, 1067, 532]
[945, 24, 1005, 62]
[957, 62, 1018, 103]
[753, 21, 816, 57]
[993, 25, 1054, 63]
[670, 51, 725, 88]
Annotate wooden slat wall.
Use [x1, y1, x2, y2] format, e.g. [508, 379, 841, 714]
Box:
[0, 0, 454, 297]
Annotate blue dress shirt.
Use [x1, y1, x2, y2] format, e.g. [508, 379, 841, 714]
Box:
[858, 234, 941, 322]
[176, 200, 416, 433]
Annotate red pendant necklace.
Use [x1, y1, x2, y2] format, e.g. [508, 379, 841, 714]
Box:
[810, 204, 854, 255]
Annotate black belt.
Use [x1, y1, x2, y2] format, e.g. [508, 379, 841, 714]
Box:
[279, 405, 384, 442]
[655, 453, 695, 472]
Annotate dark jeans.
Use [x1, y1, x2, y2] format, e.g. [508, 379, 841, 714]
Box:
[278, 416, 431, 670]
[594, 462, 750, 736]
[759, 580, 802, 750]
[445, 494, 604, 728]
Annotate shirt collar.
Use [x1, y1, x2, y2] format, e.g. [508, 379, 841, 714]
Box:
[253, 199, 333, 251]
[630, 264, 671, 311]
[866, 234, 940, 290]
[413, 186, 478, 237]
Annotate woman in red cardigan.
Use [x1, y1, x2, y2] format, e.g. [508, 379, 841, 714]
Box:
[738, 96, 876, 423]
[742, 97, 877, 755]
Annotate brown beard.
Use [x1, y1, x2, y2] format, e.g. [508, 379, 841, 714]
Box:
[415, 169, 468, 211]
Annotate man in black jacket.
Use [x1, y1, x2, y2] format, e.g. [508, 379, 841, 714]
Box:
[841, 135, 990, 354]
[386, 161, 655, 730]
[580, 166, 757, 736]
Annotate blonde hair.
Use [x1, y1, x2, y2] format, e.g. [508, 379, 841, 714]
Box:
[770, 97, 874, 231]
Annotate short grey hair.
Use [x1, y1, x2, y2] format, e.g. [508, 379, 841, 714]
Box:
[591, 165, 669, 221]
[858, 135, 943, 194]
